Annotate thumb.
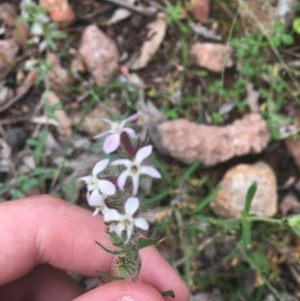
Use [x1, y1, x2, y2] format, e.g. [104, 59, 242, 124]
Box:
[73, 280, 166, 301]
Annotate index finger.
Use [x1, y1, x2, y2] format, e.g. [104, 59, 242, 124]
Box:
[0, 195, 189, 301]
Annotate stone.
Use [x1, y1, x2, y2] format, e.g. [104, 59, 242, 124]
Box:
[190, 42, 233, 72]
[79, 25, 119, 86]
[155, 113, 270, 166]
[210, 162, 277, 218]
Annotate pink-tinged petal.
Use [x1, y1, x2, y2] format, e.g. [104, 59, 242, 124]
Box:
[135, 145, 153, 164]
[125, 197, 139, 215]
[93, 130, 112, 140]
[87, 190, 105, 207]
[134, 218, 149, 231]
[123, 127, 136, 138]
[98, 179, 116, 196]
[123, 112, 141, 124]
[103, 209, 121, 222]
[103, 133, 120, 154]
[111, 159, 131, 167]
[79, 175, 92, 184]
[92, 159, 109, 176]
[117, 170, 129, 190]
[131, 174, 140, 195]
[101, 118, 115, 127]
[140, 166, 162, 179]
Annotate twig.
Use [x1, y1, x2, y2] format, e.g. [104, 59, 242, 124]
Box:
[0, 72, 38, 114]
[100, 0, 159, 17]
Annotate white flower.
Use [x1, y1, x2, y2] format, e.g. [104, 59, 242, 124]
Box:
[103, 197, 149, 243]
[111, 145, 161, 195]
[79, 159, 116, 212]
[94, 112, 140, 154]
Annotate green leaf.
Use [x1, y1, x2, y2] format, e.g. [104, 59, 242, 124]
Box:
[194, 187, 220, 214]
[96, 271, 123, 281]
[286, 215, 300, 236]
[138, 237, 164, 249]
[95, 241, 124, 255]
[292, 18, 300, 34]
[161, 290, 175, 298]
[175, 160, 201, 185]
[242, 182, 257, 217]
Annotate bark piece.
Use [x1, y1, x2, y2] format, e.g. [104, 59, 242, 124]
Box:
[79, 25, 119, 86]
[191, 42, 233, 72]
[210, 162, 277, 218]
[156, 113, 270, 166]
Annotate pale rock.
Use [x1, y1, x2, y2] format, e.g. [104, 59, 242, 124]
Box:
[280, 193, 300, 215]
[79, 25, 119, 86]
[191, 42, 233, 72]
[187, 0, 210, 23]
[155, 113, 270, 166]
[0, 39, 19, 79]
[210, 162, 277, 218]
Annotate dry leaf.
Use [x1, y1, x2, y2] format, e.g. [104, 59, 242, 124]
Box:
[130, 12, 167, 70]
[0, 3, 17, 27]
[191, 42, 233, 72]
[211, 162, 277, 218]
[154, 113, 270, 166]
[79, 25, 119, 86]
[107, 0, 136, 25]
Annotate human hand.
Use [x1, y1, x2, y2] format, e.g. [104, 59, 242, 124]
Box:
[0, 195, 189, 301]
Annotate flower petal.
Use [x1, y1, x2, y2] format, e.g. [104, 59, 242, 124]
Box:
[122, 112, 141, 125]
[103, 133, 120, 154]
[79, 175, 92, 184]
[98, 179, 116, 196]
[87, 190, 105, 207]
[125, 197, 139, 215]
[111, 159, 131, 167]
[140, 166, 162, 179]
[93, 159, 109, 176]
[135, 145, 153, 164]
[134, 218, 149, 231]
[125, 224, 134, 244]
[117, 170, 129, 191]
[110, 223, 125, 237]
[131, 173, 140, 195]
[123, 127, 136, 138]
[103, 209, 121, 222]
[93, 131, 112, 140]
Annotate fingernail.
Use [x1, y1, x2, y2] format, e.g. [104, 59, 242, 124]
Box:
[118, 295, 142, 301]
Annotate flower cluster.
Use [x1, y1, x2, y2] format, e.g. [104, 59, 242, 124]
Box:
[79, 112, 161, 279]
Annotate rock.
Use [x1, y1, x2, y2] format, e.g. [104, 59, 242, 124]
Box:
[0, 39, 19, 79]
[39, 0, 75, 26]
[187, 0, 210, 23]
[79, 25, 119, 86]
[280, 193, 300, 215]
[45, 52, 73, 92]
[155, 113, 270, 166]
[210, 162, 277, 218]
[0, 3, 17, 27]
[190, 42, 233, 72]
